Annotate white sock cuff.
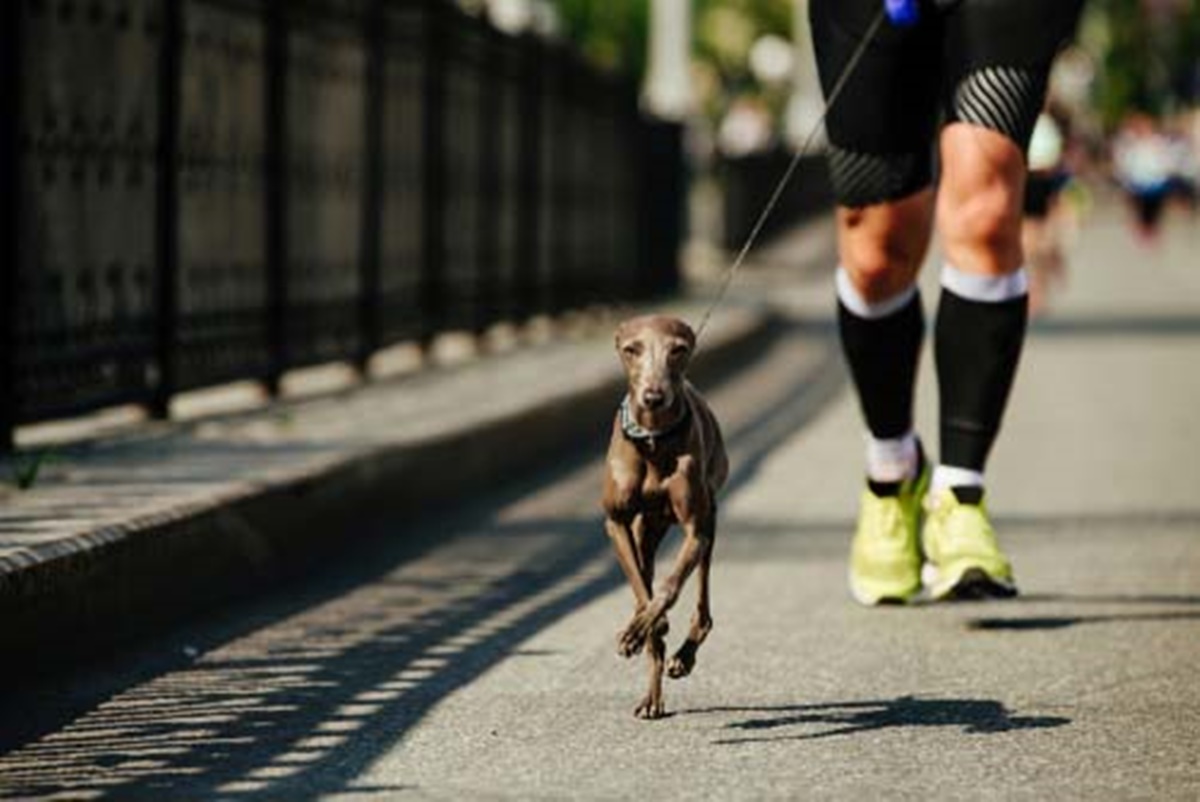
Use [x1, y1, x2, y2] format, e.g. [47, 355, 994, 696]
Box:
[940, 263, 1028, 303]
[836, 267, 918, 320]
[865, 431, 919, 483]
[931, 465, 985, 496]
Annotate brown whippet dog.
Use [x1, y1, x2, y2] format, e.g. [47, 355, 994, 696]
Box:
[602, 314, 728, 719]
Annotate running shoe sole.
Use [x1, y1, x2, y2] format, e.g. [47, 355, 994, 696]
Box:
[931, 565, 1018, 601]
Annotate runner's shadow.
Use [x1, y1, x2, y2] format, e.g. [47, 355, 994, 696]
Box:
[1015, 593, 1200, 605]
[968, 592, 1200, 631]
[690, 696, 1069, 745]
[968, 610, 1200, 631]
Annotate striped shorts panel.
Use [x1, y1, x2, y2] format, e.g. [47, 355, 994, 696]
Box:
[810, 0, 1085, 209]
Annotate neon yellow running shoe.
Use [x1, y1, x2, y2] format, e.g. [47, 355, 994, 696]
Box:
[922, 487, 1017, 600]
[848, 462, 930, 606]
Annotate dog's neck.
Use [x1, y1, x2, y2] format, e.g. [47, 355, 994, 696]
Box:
[620, 392, 689, 446]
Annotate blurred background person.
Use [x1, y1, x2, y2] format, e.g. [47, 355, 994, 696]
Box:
[1022, 104, 1075, 315]
[1112, 113, 1177, 242]
[1163, 113, 1198, 211]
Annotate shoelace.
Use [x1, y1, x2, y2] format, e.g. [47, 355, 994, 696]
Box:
[863, 494, 908, 541]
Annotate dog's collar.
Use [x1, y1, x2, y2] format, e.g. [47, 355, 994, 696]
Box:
[619, 395, 690, 444]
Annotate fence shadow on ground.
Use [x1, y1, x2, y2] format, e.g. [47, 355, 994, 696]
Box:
[0, 513, 620, 800]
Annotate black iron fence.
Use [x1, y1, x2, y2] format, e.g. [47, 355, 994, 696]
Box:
[720, 149, 831, 252]
[0, 0, 683, 449]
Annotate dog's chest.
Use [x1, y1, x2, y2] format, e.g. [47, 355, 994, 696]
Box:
[639, 458, 680, 507]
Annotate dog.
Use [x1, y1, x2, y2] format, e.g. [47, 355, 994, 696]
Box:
[602, 314, 728, 719]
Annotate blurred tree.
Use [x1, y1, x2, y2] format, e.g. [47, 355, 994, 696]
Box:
[693, 0, 791, 123]
[553, 0, 650, 77]
[551, 0, 791, 126]
[1084, 0, 1200, 128]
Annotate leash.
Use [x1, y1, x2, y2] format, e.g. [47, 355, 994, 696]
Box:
[692, 7, 887, 343]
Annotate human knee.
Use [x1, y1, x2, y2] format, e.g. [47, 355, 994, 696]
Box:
[939, 128, 1026, 268]
[941, 176, 1023, 258]
[838, 202, 931, 300]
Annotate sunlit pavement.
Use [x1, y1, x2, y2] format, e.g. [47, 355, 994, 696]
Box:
[2, 198, 1198, 800]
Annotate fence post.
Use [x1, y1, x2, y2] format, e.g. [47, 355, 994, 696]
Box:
[546, 47, 568, 315]
[264, 0, 288, 396]
[639, 119, 684, 299]
[150, 0, 183, 419]
[476, 23, 500, 337]
[514, 33, 541, 324]
[419, 0, 445, 345]
[0, 3, 24, 451]
[357, 0, 385, 373]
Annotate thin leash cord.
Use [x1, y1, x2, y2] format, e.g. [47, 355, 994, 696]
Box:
[693, 8, 886, 342]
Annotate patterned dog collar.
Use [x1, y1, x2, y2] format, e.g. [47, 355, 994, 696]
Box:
[619, 395, 690, 443]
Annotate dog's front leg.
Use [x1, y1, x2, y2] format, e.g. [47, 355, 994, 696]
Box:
[605, 517, 654, 657]
[634, 627, 667, 719]
[668, 505, 715, 679]
[619, 483, 711, 656]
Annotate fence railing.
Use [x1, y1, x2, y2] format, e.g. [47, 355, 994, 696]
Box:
[0, 0, 683, 450]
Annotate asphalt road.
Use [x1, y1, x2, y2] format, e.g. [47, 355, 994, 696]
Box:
[2, 199, 1199, 800]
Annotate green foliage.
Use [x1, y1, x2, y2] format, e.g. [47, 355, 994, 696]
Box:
[1083, 0, 1200, 128]
[553, 0, 650, 77]
[550, 0, 792, 123]
[694, 0, 791, 118]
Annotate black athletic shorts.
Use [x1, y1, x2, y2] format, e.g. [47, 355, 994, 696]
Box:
[1023, 170, 1068, 218]
[810, 0, 1085, 208]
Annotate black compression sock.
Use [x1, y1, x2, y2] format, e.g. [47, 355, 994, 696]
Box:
[951, 485, 985, 505]
[867, 479, 902, 497]
[935, 287, 1028, 472]
[837, 289, 925, 440]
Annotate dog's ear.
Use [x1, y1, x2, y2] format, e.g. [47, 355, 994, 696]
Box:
[672, 319, 697, 363]
[680, 323, 696, 351]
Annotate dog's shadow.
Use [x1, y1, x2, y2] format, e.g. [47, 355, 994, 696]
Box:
[685, 695, 1069, 745]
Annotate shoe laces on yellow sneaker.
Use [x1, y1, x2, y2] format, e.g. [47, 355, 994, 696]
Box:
[854, 490, 909, 545]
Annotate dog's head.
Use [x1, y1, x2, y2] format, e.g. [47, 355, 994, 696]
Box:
[614, 315, 696, 413]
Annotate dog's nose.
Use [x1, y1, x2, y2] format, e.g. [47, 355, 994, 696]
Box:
[642, 389, 666, 409]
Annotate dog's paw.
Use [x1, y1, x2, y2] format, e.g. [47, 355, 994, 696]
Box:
[634, 694, 666, 720]
[617, 604, 666, 658]
[667, 639, 699, 679]
[616, 625, 645, 658]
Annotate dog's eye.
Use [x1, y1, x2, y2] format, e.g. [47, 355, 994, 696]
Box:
[669, 345, 690, 359]
[622, 344, 642, 358]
